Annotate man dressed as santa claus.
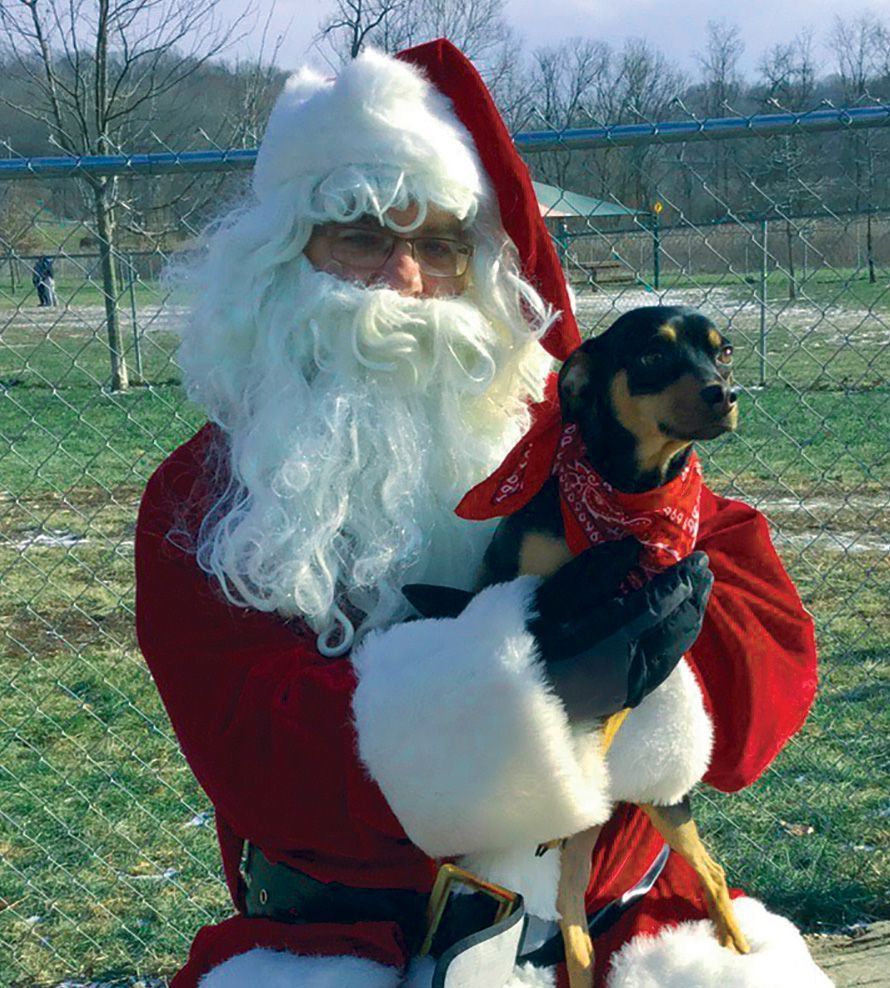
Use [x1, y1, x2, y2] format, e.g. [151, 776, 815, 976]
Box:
[136, 39, 830, 988]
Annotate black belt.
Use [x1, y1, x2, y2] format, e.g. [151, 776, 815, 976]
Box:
[241, 842, 669, 969]
[242, 844, 516, 959]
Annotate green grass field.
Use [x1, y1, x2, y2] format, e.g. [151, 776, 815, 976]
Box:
[0, 287, 887, 984]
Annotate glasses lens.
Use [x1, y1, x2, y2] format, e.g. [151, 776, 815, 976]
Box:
[330, 228, 393, 268]
[415, 238, 473, 277]
[326, 227, 473, 277]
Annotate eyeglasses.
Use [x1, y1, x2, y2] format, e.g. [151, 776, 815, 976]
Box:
[316, 224, 475, 278]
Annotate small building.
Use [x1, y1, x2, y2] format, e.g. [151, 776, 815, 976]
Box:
[533, 181, 647, 285]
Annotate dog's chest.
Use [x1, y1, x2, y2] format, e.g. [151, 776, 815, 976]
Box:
[552, 423, 703, 577]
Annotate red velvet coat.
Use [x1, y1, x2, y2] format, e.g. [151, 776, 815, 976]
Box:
[135, 424, 817, 987]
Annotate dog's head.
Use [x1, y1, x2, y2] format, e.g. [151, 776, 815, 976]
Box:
[558, 306, 738, 487]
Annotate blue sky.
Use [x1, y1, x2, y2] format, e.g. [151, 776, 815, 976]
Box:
[217, 0, 885, 79]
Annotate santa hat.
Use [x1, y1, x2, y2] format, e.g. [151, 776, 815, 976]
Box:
[253, 39, 580, 361]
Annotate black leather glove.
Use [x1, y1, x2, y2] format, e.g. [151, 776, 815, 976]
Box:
[403, 539, 713, 724]
[530, 543, 713, 721]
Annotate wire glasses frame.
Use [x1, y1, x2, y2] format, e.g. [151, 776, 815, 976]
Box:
[317, 224, 475, 278]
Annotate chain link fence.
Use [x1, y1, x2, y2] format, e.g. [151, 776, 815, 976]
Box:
[1, 106, 887, 985]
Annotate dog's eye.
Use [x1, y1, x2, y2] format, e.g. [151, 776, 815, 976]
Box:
[717, 345, 734, 364]
[639, 351, 664, 367]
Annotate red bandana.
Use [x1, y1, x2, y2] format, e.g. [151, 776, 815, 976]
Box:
[553, 423, 702, 583]
[457, 386, 702, 580]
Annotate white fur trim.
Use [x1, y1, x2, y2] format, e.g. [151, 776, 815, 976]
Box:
[352, 577, 611, 856]
[506, 963, 558, 988]
[459, 842, 563, 920]
[404, 956, 556, 988]
[605, 897, 835, 988]
[199, 949, 400, 987]
[254, 49, 483, 206]
[606, 660, 713, 806]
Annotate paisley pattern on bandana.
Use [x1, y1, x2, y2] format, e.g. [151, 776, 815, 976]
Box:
[553, 423, 702, 583]
[493, 440, 534, 504]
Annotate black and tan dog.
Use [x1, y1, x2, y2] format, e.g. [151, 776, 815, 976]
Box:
[479, 303, 738, 584]
[481, 304, 748, 987]
[406, 306, 748, 986]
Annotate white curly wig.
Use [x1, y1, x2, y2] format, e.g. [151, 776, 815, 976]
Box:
[174, 50, 556, 653]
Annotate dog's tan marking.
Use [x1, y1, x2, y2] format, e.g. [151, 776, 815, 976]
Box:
[600, 707, 631, 750]
[558, 824, 603, 988]
[641, 804, 751, 954]
[708, 328, 722, 349]
[658, 323, 677, 343]
[557, 708, 634, 988]
[610, 372, 692, 481]
[518, 532, 573, 578]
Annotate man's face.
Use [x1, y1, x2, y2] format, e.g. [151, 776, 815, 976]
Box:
[304, 203, 472, 298]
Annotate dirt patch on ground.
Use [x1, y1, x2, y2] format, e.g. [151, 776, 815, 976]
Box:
[807, 921, 890, 986]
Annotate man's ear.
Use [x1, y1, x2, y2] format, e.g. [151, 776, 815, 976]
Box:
[558, 337, 604, 425]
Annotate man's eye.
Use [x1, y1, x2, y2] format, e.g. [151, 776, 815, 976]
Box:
[717, 345, 734, 364]
[338, 231, 388, 251]
[416, 238, 456, 259]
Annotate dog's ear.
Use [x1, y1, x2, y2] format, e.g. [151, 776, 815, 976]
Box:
[558, 337, 605, 425]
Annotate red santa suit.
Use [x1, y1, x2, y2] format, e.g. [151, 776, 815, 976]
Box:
[135, 39, 830, 988]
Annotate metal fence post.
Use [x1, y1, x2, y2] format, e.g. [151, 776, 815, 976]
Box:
[652, 213, 661, 290]
[759, 217, 769, 388]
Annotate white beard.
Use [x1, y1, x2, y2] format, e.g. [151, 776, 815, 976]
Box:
[195, 264, 550, 652]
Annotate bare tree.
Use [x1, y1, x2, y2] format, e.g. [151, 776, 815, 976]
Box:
[533, 39, 611, 128]
[480, 29, 532, 132]
[223, 8, 288, 150]
[0, 0, 254, 391]
[829, 13, 889, 283]
[529, 36, 683, 208]
[830, 12, 888, 100]
[694, 21, 746, 213]
[375, 0, 508, 64]
[316, 0, 408, 62]
[315, 0, 526, 126]
[758, 31, 819, 299]
[697, 20, 745, 115]
[528, 39, 614, 192]
[612, 39, 685, 209]
[759, 30, 817, 109]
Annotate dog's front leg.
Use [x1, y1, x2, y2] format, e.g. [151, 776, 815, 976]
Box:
[557, 824, 602, 988]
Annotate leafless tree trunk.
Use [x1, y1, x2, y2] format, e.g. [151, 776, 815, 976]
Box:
[697, 21, 745, 210]
[93, 178, 127, 389]
[758, 31, 817, 301]
[830, 13, 887, 284]
[0, 0, 254, 391]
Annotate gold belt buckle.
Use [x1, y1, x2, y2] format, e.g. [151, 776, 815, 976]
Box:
[418, 862, 519, 957]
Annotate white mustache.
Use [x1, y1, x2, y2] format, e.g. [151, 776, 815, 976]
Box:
[301, 275, 500, 391]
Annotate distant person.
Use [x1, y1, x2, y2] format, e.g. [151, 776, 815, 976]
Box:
[32, 255, 57, 307]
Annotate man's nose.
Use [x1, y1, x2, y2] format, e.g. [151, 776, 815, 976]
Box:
[377, 241, 424, 296]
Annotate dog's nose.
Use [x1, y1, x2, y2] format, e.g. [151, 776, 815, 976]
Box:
[701, 384, 738, 406]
